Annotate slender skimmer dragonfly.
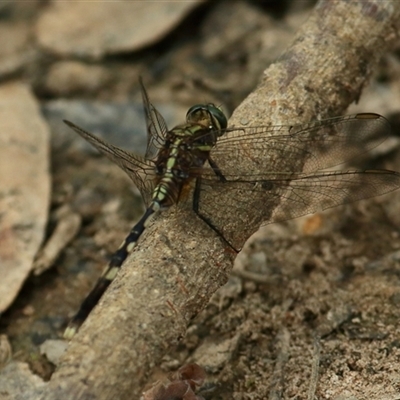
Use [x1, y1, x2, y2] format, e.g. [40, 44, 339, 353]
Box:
[63, 78, 400, 338]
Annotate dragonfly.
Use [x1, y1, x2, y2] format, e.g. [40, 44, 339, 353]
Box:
[63, 78, 400, 338]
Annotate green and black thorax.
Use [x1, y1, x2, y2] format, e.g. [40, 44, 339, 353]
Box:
[151, 103, 228, 208]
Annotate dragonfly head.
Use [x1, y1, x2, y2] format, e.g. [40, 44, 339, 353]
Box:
[186, 104, 227, 132]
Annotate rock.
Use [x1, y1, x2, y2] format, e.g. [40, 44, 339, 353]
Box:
[0, 335, 12, 370]
[0, 82, 50, 313]
[44, 61, 111, 96]
[35, 2, 203, 59]
[0, 21, 35, 78]
[40, 339, 68, 366]
[0, 361, 45, 397]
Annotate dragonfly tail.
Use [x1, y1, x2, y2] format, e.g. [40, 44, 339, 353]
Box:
[64, 206, 158, 339]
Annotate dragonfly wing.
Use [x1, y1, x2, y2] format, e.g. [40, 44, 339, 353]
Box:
[64, 120, 155, 205]
[139, 78, 169, 160]
[198, 169, 400, 250]
[211, 113, 391, 176]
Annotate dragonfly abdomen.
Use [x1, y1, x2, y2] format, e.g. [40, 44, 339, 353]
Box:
[64, 202, 160, 339]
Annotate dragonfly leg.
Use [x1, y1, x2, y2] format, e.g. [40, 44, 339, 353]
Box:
[64, 206, 158, 339]
[207, 156, 227, 183]
[192, 175, 238, 253]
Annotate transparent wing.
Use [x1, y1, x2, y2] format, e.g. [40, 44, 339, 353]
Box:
[139, 77, 169, 160]
[193, 113, 398, 249]
[205, 113, 391, 178]
[64, 120, 156, 205]
[197, 169, 400, 249]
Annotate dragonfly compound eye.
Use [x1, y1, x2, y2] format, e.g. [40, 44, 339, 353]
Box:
[207, 104, 228, 130]
[186, 104, 228, 131]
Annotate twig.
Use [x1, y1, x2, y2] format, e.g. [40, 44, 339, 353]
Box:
[307, 335, 321, 400]
[33, 205, 81, 276]
[269, 328, 291, 400]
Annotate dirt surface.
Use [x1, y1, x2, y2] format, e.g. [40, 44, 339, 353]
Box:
[1, 1, 400, 399]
